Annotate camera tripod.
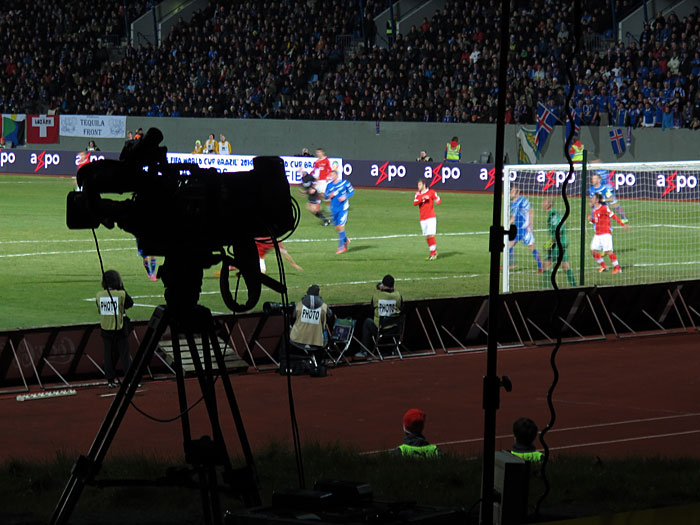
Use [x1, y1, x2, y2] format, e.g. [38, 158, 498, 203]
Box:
[50, 264, 261, 525]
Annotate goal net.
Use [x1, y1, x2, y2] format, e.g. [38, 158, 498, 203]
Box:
[502, 161, 700, 293]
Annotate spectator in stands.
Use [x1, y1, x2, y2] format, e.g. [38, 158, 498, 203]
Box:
[392, 408, 440, 457]
[4, 1, 700, 130]
[192, 139, 203, 154]
[510, 417, 544, 462]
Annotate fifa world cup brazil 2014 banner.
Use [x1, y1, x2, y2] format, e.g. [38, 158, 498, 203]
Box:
[165, 153, 343, 184]
[59, 115, 127, 138]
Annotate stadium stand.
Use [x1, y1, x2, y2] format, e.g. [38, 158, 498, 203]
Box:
[2, 0, 700, 129]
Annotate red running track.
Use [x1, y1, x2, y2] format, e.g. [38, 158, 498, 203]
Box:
[2, 332, 700, 461]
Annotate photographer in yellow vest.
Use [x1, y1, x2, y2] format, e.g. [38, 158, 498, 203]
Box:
[289, 285, 333, 351]
[96, 270, 134, 388]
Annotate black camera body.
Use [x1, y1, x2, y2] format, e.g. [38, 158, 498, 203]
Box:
[67, 128, 295, 258]
[263, 302, 296, 315]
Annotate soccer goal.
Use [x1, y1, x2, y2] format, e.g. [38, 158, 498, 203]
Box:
[502, 161, 700, 293]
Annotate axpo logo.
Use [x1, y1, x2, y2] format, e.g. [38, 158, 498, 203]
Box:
[0, 151, 16, 167]
[371, 161, 407, 185]
[659, 171, 698, 196]
[479, 167, 516, 190]
[423, 163, 461, 187]
[31, 151, 61, 172]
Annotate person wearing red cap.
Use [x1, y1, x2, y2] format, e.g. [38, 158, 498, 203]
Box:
[393, 408, 440, 457]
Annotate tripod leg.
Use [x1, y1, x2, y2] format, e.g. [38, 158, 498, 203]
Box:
[206, 321, 261, 507]
[50, 306, 170, 525]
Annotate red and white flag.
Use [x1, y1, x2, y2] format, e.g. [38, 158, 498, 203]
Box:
[27, 114, 59, 144]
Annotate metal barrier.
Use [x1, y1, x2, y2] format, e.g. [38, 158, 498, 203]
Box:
[2, 280, 698, 394]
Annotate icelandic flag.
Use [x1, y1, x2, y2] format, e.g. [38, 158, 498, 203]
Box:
[609, 128, 626, 155]
[565, 108, 580, 139]
[535, 102, 556, 152]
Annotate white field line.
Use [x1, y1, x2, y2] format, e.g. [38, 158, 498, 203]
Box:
[82, 273, 486, 304]
[361, 412, 700, 455]
[2, 222, 698, 248]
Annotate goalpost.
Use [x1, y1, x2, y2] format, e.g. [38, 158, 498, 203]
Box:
[502, 161, 700, 293]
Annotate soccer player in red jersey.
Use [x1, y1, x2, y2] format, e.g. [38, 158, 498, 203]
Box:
[587, 193, 629, 274]
[313, 148, 332, 193]
[413, 179, 441, 260]
[255, 237, 303, 274]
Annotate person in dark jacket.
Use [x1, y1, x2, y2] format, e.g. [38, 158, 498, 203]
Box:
[393, 408, 440, 457]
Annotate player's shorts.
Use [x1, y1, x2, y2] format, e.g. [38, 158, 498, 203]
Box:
[332, 209, 348, 227]
[420, 217, 437, 236]
[316, 179, 328, 194]
[514, 229, 535, 247]
[590, 233, 613, 253]
[307, 191, 321, 205]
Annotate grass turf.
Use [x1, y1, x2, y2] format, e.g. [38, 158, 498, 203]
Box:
[1, 175, 698, 330]
[2, 445, 700, 524]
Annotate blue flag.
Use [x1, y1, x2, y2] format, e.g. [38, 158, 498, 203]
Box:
[609, 128, 626, 155]
[535, 102, 557, 152]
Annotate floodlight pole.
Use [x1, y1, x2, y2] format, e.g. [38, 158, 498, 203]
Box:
[480, 0, 512, 523]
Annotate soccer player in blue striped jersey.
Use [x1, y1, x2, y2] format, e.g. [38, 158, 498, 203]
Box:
[324, 169, 354, 254]
[509, 184, 543, 272]
[589, 169, 629, 223]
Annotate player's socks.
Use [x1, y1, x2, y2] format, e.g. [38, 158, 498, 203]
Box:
[427, 237, 437, 257]
[338, 231, 347, 249]
[566, 268, 577, 286]
[149, 257, 157, 276]
[142, 258, 150, 276]
[508, 247, 515, 267]
[609, 252, 620, 268]
[315, 211, 329, 223]
[542, 269, 552, 288]
[532, 249, 542, 270]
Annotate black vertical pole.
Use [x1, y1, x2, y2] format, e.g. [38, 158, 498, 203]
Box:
[611, 0, 618, 41]
[579, 149, 588, 286]
[480, 0, 511, 523]
[388, 1, 395, 46]
[123, 1, 129, 44]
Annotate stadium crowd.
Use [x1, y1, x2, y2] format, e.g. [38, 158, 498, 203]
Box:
[2, 0, 700, 129]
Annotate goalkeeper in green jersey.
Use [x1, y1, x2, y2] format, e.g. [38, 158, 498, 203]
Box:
[542, 198, 576, 287]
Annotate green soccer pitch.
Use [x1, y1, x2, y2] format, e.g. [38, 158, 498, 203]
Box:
[1, 175, 698, 330]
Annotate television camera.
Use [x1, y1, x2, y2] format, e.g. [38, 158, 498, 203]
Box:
[66, 127, 297, 313]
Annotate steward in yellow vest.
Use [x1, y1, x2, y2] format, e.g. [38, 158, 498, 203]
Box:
[393, 408, 441, 457]
[569, 140, 584, 163]
[510, 417, 543, 463]
[444, 136, 461, 161]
